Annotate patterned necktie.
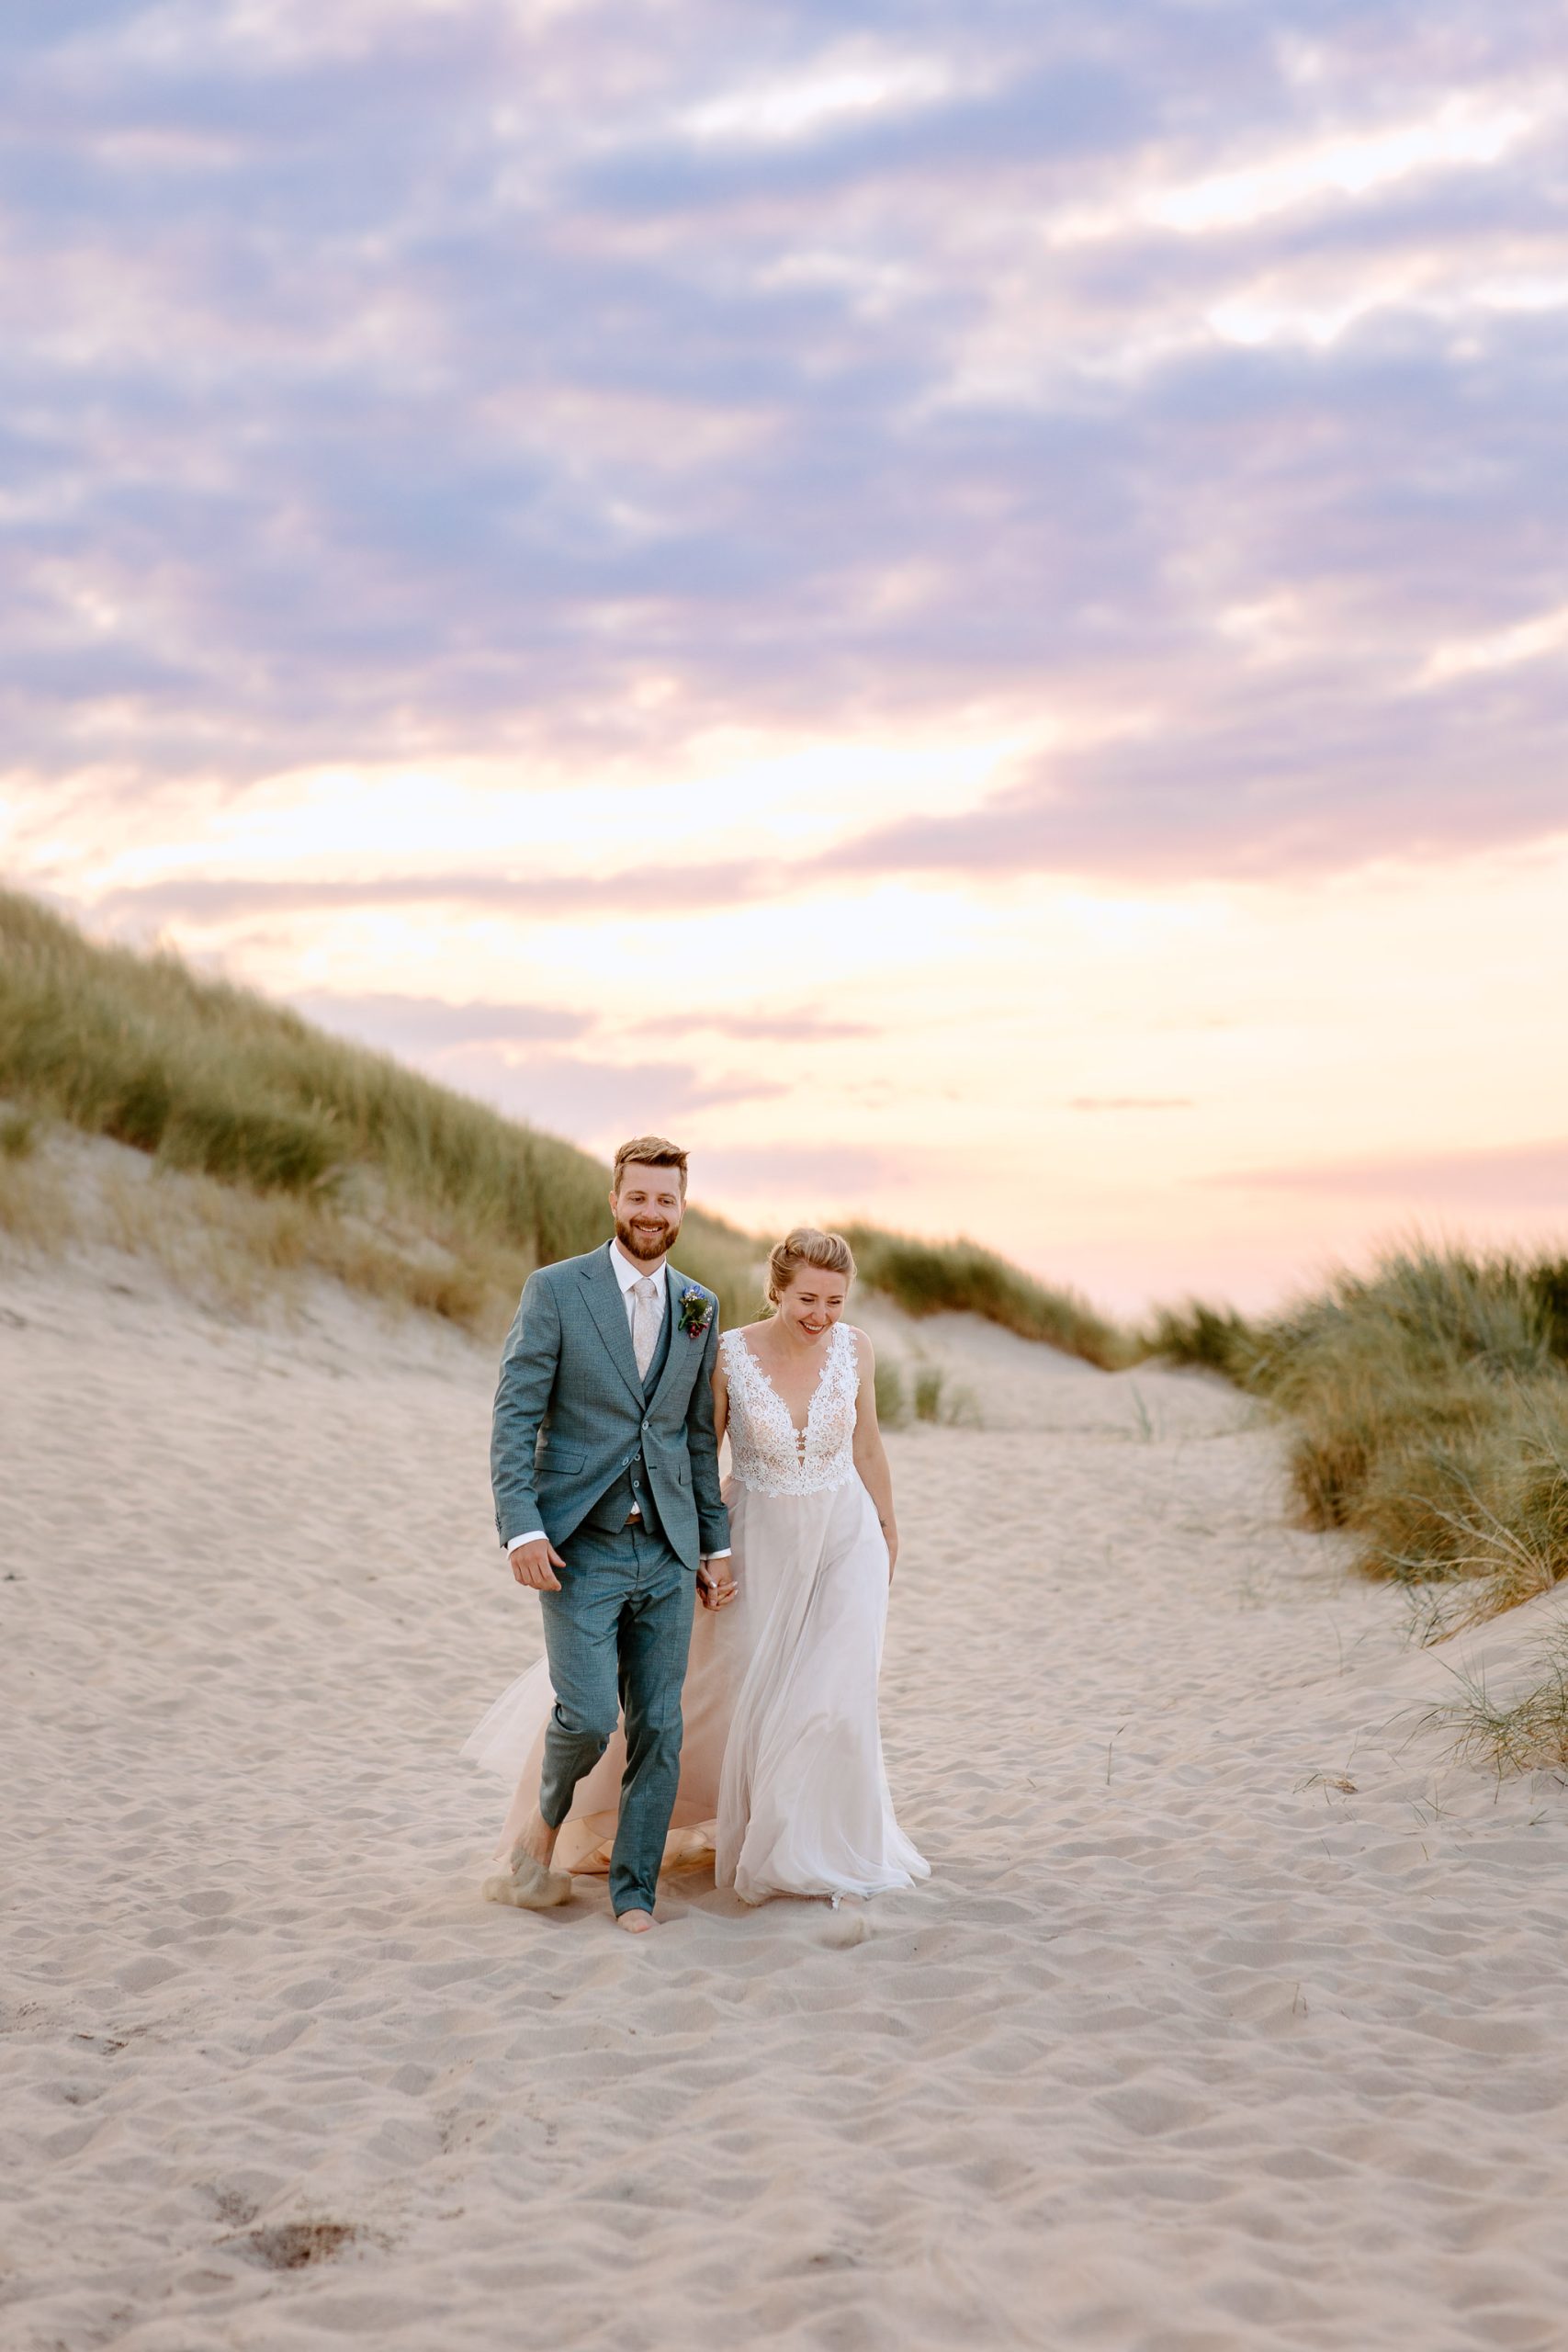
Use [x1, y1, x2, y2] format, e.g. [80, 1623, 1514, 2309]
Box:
[631, 1276, 660, 1379]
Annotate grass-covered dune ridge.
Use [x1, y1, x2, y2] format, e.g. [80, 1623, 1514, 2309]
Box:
[0, 888, 1116, 1357]
[0, 888, 761, 1327]
[1156, 1246, 1568, 1640]
[842, 1225, 1125, 1368]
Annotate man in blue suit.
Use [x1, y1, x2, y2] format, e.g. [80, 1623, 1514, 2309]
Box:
[488, 1136, 732, 1932]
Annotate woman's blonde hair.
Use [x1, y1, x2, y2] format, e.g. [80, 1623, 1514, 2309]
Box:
[765, 1226, 856, 1306]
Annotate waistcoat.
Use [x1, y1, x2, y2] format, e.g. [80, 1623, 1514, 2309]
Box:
[577, 1293, 674, 1538]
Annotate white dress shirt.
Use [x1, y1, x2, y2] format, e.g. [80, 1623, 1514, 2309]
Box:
[504, 1240, 729, 1560]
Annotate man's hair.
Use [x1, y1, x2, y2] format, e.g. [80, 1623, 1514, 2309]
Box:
[612, 1136, 689, 1196]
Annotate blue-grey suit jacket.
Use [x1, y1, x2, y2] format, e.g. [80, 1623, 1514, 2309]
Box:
[490, 1241, 729, 1574]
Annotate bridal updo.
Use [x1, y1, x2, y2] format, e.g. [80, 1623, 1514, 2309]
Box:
[765, 1227, 856, 1307]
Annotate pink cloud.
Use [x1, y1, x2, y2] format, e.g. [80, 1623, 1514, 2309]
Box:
[1205, 1138, 1568, 1211]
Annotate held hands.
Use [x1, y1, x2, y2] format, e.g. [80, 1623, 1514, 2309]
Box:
[509, 1537, 566, 1591]
[509, 1541, 736, 1605]
[697, 1560, 739, 1611]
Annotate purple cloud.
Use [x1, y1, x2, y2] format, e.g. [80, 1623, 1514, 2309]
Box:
[633, 1008, 878, 1042]
[422, 1047, 785, 1145]
[85, 865, 771, 929]
[290, 991, 592, 1053]
[227, 978, 791, 1142]
[686, 1143, 908, 1200]
[4, 0, 1566, 886]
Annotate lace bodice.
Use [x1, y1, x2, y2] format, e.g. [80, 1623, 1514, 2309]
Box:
[720, 1322, 862, 1498]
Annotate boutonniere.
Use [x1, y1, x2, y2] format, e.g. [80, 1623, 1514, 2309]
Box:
[677, 1284, 715, 1340]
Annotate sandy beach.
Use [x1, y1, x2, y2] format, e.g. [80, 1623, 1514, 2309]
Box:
[5, 1234, 1568, 2351]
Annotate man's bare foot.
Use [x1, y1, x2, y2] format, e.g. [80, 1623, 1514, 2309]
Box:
[481, 1817, 571, 1910]
[482, 1849, 573, 1908]
[615, 1909, 655, 1934]
[510, 1808, 559, 1871]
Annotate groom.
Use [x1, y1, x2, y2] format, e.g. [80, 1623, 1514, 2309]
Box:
[487, 1136, 733, 1934]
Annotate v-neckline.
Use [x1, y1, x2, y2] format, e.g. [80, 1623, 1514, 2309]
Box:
[736, 1326, 839, 1444]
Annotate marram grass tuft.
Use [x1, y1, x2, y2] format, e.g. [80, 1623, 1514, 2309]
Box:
[1150, 1241, 1568, 1636]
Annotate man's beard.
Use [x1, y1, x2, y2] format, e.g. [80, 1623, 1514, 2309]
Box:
[615, 1212, 681, 1262]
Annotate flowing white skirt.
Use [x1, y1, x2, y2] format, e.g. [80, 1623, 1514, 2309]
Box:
[461, 1471, 929, 1904]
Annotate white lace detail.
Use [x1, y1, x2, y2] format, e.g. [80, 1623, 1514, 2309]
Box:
[721, 1322, 862, 1498]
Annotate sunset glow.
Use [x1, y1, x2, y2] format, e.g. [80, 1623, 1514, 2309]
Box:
[4, 4, 1564, 1311]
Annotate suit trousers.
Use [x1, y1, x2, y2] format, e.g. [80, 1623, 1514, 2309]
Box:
[536, 1521, 696, 1916]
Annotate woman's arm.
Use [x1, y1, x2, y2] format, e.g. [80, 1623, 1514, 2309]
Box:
[851, 1329, 898, 1579]
[711, 1353, 728, 1452]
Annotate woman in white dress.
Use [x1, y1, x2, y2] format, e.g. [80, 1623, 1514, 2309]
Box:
[463, 1227, 929, 1907]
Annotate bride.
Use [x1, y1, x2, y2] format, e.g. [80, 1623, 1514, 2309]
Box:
[463, 1227, 929, 1906]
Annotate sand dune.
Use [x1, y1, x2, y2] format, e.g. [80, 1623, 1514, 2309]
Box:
[4, 1236, 1568, 2351]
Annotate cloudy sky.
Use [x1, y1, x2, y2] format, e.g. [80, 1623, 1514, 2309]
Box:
[4, 0, 1566, 1309]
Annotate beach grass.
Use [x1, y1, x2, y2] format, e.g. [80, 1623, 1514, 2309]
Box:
[0, 1139, 77, 1251]
[841, 1225, 1129, 1370]
[874, 1355, 910, 1429]
[912, 1364, 981, 1426]
[1417, 1626, 1568, 1776]
[1, 1106, 38, 1159]
[1144, 1299, 1262, 1383]
[1153, 1242, 1568, 1634]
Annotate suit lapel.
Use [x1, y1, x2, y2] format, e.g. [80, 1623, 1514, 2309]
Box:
[580, 1244, 646, 1410]
[647, 1263, 703, 1415]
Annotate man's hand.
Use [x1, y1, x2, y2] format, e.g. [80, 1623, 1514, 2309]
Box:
[509, 1537, 566, 1591]
[697, 1560, 738, 1611]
